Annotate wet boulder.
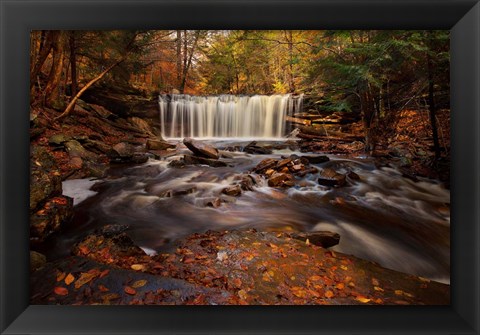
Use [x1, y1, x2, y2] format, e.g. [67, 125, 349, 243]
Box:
[146, 139, 176, 151]
[295, 166, 319, 177]
[205, 197, 222, 208]
[111, 142, 135, 158]
[109, 142, 148, 164]
[30, 146, 62, 211]
[30, 196, 74, 242]
[158, 185, 198, 197]
[254, 158, 278, 173]
[183, 137, 219, 159]
[64, 140, 96, 160]
[168, 159, 186, 168]
[289, 231, 340, 248]
[243, 141, 272, 155]
[347, 171, 360, 181]
[128, 116, 156, 136]
[238, 174, 258, 191]
[222, 185, 242, 197]
[268, 172, 294, 187]
[72, 228, 146, 260]
[83, 139, 112, 155]
[318, 168, 346, 187]
[276, 157, 293, 170]
[30, 251, 47, 272]
[48, 133, 71, 146]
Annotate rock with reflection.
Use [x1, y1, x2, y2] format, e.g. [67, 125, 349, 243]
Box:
[318, 168, 346, 187]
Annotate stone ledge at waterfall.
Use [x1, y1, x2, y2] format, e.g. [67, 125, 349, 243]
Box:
[30, 229, 450, 305]
[183, 137, 220, 159]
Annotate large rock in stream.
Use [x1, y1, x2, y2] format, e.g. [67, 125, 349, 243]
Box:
[183, 138, 219, 159]
[318, 168, 346, 187]
[146, 139, 175, 151]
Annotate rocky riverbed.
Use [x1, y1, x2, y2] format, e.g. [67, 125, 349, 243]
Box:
[29, 96, 450, 305]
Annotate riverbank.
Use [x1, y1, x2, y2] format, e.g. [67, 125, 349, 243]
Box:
[29, 93, 450, 305]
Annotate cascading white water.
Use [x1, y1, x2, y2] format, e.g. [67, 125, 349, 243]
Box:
[159, 94, 303, 139]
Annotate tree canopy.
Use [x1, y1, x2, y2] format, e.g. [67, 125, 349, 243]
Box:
[30, 29, 449, 155]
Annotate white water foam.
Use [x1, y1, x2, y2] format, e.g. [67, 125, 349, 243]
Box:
[62, 179, 98, 206]
[159, 94, 303, 139]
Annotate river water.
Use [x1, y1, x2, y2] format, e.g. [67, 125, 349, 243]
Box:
[53, 139, 450, 284]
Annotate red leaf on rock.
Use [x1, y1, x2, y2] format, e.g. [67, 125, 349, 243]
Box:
[54, 286, 68, 296]
[124, 286, 136, 295]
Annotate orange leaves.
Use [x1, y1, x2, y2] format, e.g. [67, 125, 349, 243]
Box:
[355, 296, 371, 303]
[65, 273, 75, 285]
[78, 245, 90, 255]
[54, 286, 68, 296]
[124, 286, 136, 295]
[309, 275, 321, 282]
[230, 278, 243, 289]
[324, 290, 334, 299]
[56, 272, 66, 282]
[74, 272, 97, 289]
[52, 197, 68, 205]
[262, 270, 275, 282]
[395, 290, 414, 298]
[98, 284, 110, 292]
[371, 277, 380, 286]
[291, 286, 308, 298]
[238, 289, 248, 300]
[335, 283, 345, 290]
[99, 269, 110, 278]
[131, 264, 147, 271]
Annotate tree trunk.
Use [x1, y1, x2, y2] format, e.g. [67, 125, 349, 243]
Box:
[69, 31, 78, 97]
[427, 51, 441, 160]
[359, 85, 376, 154]
[44, 31, 65, 107]
[55, 57, 125, 121]
[30, 30, 55, 92]
[176, 30, 182, 89]
[179, 31, 200, 94]
[287, 30, 295, 93]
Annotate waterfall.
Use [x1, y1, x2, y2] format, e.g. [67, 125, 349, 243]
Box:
[159, 94, 303, 139]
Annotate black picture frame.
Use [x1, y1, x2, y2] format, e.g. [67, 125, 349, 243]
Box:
[1, 0, 479, 334]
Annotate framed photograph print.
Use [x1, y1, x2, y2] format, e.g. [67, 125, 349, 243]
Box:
[1, 0, 479, 334]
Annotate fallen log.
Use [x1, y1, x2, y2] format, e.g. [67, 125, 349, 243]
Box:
[297, 132, 361, 142]
[285, 116, 312, 126]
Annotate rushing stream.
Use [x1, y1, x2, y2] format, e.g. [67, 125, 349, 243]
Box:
[52, 139, 450, 284]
